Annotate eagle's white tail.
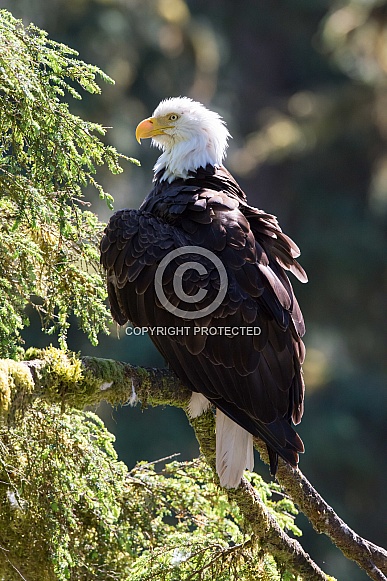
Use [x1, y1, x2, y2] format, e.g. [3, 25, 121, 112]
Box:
[216, 409, 254, 488]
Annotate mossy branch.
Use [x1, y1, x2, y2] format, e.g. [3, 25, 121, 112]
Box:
[190, 412, 330, 581]
[1, 347, 386, 581]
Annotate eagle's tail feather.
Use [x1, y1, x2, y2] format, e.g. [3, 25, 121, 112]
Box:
[216, 409, 254, 488]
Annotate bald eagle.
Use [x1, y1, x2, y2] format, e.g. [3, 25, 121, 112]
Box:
[101, 97, 307, 488]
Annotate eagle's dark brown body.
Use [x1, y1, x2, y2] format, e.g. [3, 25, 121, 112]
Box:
[101, 164, 306, 474]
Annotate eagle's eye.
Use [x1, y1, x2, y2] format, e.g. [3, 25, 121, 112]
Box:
[168, 113, 179, 121]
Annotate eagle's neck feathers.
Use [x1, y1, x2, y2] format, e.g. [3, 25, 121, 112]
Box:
[153, 131, 223, 182]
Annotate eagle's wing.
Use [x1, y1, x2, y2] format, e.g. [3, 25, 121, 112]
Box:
[101, 174, 306, 474]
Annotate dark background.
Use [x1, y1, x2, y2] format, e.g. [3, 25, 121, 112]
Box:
[3, 1, 387, 579]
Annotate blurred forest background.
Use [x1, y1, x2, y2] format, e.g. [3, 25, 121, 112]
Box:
[2, 0, 386, 579]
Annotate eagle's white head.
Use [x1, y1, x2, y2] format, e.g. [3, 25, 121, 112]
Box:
[135, 97, 230, 182]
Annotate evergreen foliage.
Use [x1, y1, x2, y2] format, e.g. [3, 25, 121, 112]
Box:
[0, 9, 138, 358]
[0, 403, 302, 581]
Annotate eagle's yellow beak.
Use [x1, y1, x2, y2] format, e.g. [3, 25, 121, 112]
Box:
[136, 116, 171, 143]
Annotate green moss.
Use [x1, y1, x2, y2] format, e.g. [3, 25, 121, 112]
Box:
[1, 348, 189, 423]
[0, 359, 35, 421]
[0, 361, 11, 413]
[190, 410, 217, 466]
[81, 355, 134, 406]
[23, 346, 98, 409]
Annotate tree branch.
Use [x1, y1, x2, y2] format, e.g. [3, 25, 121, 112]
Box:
[255, 440, 387, 581]
[1, 349, 386, 581]
[190, 412, 330, 581]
